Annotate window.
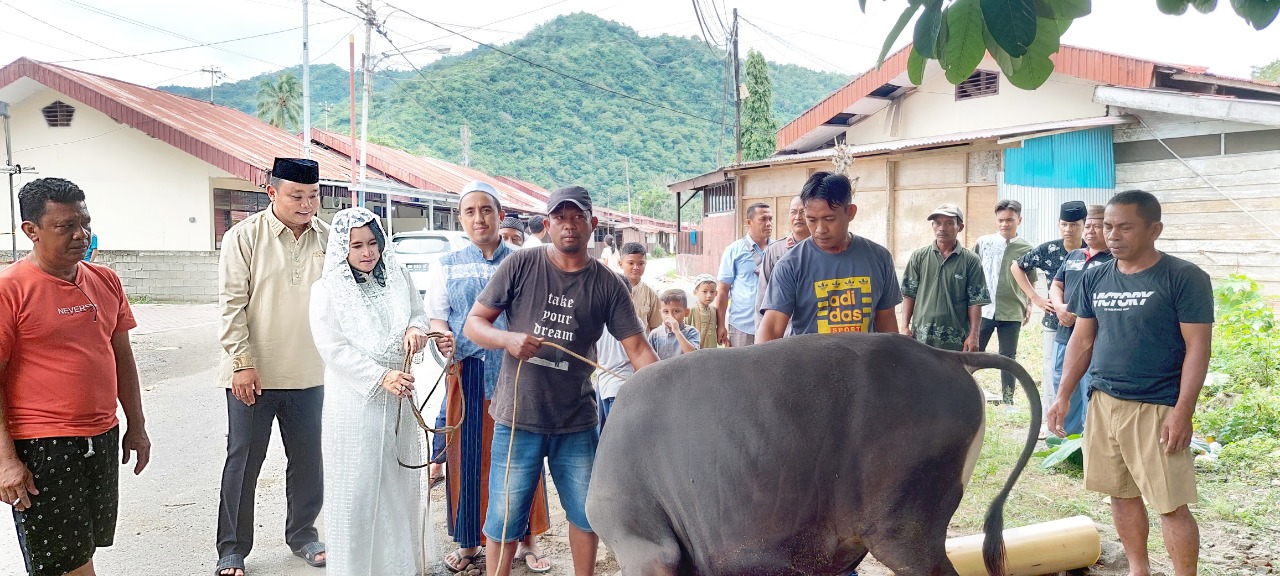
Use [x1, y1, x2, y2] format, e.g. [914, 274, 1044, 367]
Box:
[42, 101, 75, 127]
[392, 236, 452, 255]
[1115, 134, 1221, 164]
[1225, 129, 1280, 154]
[955, 70, 999, 101]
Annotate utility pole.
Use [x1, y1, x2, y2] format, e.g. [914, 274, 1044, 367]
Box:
[200, 66, 224, 103]
[460, 124, 472, 167]
[732, 8, 742, 165]
[357, 0, 375, 206]
[348, 34, 358, 206]
[320, 102, 333, 131]
[624, 156, 633, 223]
[301, 0, 312, 158]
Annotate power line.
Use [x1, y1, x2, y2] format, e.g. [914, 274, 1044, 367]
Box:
[387, 0, 571, 53]
[59, 0, 291, 68]
[50, 17, 347, 64]
[738, 16, 857, 75]
[384, 3, 720, 125]
[0, 28, 95, 59]
[0, 0, 190, 72]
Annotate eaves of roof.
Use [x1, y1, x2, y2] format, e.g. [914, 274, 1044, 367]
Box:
[0, 57, 354, 186]
[776, 44, 1178, 153]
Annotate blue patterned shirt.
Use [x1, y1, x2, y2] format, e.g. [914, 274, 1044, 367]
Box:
[435, 242, 513, 398]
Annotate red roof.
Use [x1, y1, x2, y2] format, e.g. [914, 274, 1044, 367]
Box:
[0, 58, 355, 186]
[495, 176, 677, 232]
[774, 44, 1229, 152]
[309, 129, 543, 212]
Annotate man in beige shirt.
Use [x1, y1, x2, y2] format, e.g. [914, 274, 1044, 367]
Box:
[619, 241, 663, 331]
[215, 158, 330, 576]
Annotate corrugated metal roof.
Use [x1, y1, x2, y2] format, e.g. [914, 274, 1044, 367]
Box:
[495, 176, 677, 232]
[736, 115, 1136, 170]
[0, 58, 355, 186]
[775, 44, 1200, 152]
[309, 129, 543, 212]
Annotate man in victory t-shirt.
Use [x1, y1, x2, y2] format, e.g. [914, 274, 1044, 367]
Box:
[758, 171, 901, 341]
[1049, 190, 1213, 576]
[466, 185, 658, 576]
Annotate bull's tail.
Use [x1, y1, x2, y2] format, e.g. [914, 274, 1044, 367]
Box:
[958, 351, 1042, 576]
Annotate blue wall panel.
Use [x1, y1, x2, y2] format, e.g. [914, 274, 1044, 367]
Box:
[1004, 127, 1116, 189]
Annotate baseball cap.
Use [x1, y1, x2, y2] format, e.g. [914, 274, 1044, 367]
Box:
[546, 185, 593, 215]
[927, 203, 964, 223]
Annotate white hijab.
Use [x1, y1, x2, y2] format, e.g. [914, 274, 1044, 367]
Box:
[321, 207, 411, 366]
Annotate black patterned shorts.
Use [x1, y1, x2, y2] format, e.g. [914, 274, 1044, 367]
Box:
[10, 426, 119, 576]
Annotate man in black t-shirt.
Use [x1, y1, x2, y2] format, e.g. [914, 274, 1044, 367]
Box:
[1049, 191, 1212, 576]
[466, 186, 658, 576]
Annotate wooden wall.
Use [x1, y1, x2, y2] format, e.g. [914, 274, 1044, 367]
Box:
[1116, 149, 1280, 293]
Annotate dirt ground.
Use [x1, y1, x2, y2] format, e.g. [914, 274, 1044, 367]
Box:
[2, 295, 1274, 574]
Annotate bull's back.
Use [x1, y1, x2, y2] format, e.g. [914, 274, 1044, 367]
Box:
[590, 333, 985, 572]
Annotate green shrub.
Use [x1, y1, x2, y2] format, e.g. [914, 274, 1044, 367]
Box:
[1195, 385, 1280, 444]
[1216, 435, 1280, 478]
[1209, 274, 1278, 393]
[650, 244, 670, 259]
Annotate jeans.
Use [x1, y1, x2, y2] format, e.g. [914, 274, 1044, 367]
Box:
[1051, 341, 1090, 436]
[978, 318, 1022, 404]
[483, 424, 599, 542]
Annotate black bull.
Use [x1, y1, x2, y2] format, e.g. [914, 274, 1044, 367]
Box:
[586, 332, 1041, 576]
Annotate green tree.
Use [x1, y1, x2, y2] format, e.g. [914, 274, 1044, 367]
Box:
[870, 0, 1278, 90]
[742, 49, 779, 162]
[256, 72, 302, 131]
[1254, 58, 1280, 82]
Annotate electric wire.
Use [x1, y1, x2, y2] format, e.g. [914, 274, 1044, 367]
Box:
[59, 0, 292, 68]
[50, 17, 347, 64]
[384, 3, 720, 125]
[0, 0, 191, 72]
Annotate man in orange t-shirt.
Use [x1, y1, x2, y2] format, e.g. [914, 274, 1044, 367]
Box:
[0, 177, 151, 576]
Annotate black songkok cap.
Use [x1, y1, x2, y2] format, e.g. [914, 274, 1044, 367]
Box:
[1060, 200, 1087, 222]
[271, 157, 320, 185]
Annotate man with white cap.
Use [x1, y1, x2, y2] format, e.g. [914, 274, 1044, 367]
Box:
[466, 185, 658, 576]
[900, 203, 990, 351]
[215, 158, 329, 575]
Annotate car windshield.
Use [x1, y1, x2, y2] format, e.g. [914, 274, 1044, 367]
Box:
[394, 236, 453, 255]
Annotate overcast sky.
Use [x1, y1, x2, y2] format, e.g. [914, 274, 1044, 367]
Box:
[2, 0, 1277, 90]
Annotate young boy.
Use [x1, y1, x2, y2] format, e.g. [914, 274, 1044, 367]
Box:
[687, 274, 718, 349]
[648, 289, 701, 360]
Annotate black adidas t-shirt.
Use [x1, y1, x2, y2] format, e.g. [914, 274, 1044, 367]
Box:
[1070, 254, 1213, 406]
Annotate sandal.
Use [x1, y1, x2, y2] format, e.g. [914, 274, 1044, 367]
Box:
[429, 474, 446, 489]
[292, 541, 327, 567]
[444, 549, 484, 573]
[214, 553, 245, 576]
[515, 550, 552, 573]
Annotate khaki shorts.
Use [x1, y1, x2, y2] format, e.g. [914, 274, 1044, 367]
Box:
[1084, 392, 1197, 514]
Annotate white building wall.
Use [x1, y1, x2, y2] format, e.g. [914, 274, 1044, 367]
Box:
[844, 59, 1107, 145]
[3, 87, 226, 251]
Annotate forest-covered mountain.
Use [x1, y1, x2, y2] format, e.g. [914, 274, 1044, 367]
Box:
[161, 13, 849, 217]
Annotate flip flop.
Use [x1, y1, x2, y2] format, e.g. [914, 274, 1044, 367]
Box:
[444, 549, 485, 573]
[293, 541, 326, 567]
[515, 550, 552, 573]
[214, 553, 245, 576]
[429, 474, 446, 489]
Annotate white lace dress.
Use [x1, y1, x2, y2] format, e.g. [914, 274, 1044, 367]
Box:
[310, 209, 433, 576]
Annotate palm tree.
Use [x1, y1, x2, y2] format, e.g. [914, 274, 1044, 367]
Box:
[255, 72, 302, 132]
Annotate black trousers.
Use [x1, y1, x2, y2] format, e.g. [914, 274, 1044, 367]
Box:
[216, 387, 323, 559]
[978, 318, 1022, 404]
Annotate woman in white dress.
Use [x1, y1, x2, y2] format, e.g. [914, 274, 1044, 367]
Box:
[310, 207, 455, 575]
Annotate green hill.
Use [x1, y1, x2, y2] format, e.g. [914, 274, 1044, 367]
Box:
[161, 13, 848, 218]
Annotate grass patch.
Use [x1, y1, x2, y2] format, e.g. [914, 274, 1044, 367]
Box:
[128, 294, 153, 304]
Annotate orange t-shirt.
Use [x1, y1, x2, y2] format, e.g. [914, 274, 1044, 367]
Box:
[0, 259, 137, 439]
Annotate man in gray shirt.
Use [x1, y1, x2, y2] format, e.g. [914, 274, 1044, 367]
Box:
[759, 172, 901, 341]
[755, 195, 810, 338]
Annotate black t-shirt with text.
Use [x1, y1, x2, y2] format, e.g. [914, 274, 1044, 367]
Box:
[1070, 254, 1213, 406]
[477, 247, 644, 433]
